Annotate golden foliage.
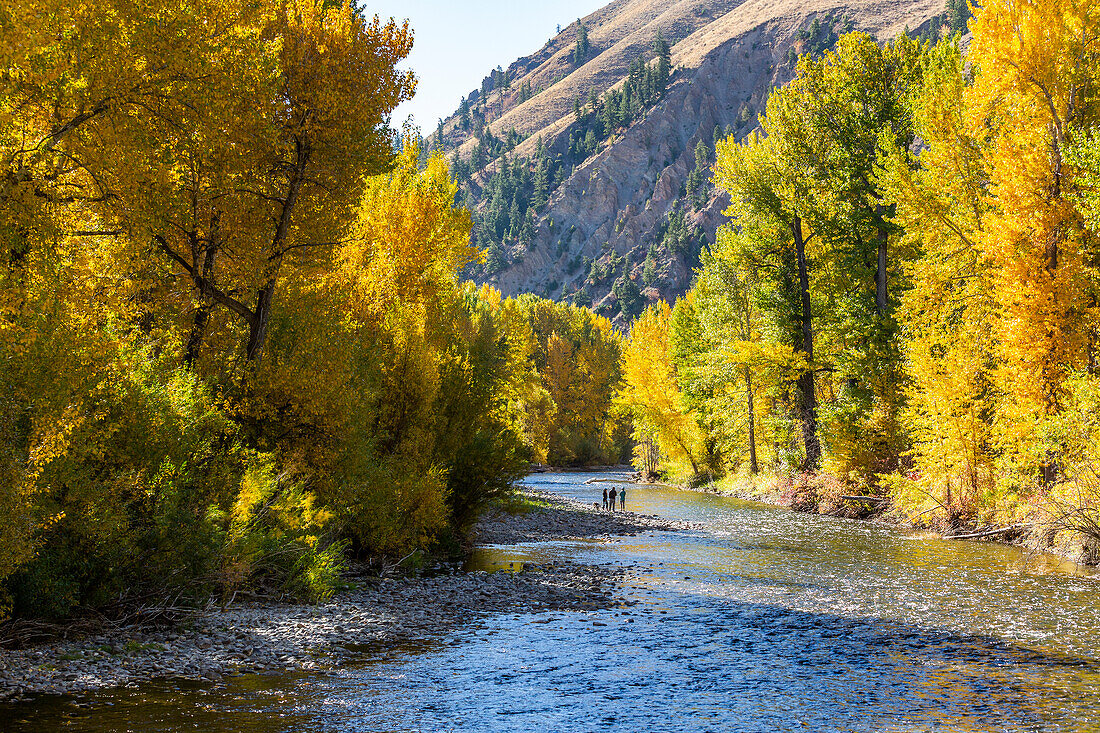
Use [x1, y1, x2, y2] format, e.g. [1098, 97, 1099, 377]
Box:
[0, 2, 568, 621]
[642, 5, 1100, 543]
[514, 296, 626, 466]
[620, 302, 704, 477]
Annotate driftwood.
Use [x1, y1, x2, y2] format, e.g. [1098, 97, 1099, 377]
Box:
[379, 549, 420, 577]
[946, 523, 1032, 540]
[840, 495, 889, 503]
[0, 600, 208, 649]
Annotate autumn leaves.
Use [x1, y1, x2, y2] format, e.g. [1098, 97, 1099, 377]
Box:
[2, 0, 417, 366]
[0, 1, 586, 620]
[622, 0, 1100, 533]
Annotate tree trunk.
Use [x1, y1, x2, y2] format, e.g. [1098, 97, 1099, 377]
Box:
[683, 444, 700, 477]
[1041, 452, 1058, 487]
[185, 224, 219, 367]
[246, 281, 275, 363]
[243, 138, 310, 364]
[794, 215, 821, 472]
[642, 437, 660, 481]
[185, 301, 212, 367]
[876, 225, 888, 317]
[745, 366, 758, 475]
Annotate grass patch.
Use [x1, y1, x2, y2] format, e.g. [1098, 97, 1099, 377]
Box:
[123, 640, 162, 654]
[495, 491, 550, 515]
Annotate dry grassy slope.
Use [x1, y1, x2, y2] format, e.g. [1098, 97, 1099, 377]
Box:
[441, 0, 943, 321]
[452, 0, 747, 159]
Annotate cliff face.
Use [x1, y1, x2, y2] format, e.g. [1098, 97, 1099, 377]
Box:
[439, 0, 944, 324]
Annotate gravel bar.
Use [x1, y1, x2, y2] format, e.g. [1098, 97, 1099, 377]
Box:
[0, 489, 691, 700]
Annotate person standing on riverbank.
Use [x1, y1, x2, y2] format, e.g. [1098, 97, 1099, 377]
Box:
[620, 486, 626, 511]
[602, 487, 608, 510]
[609, 487, 617, 511]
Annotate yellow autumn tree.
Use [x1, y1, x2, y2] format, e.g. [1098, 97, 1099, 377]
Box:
[0, 1, 538, 620]
[244, 142, 478, 551]
[621, 301, 705, 478]
[2, 0, 415, 369]
[515, 296, 626, 465]
[882, 1, 1100, 526]
[470, 285, 552, 463]
[141, 0, 417, 364]
[681, 248, 808, 478]
[879, 36, 1001, 523]
[0, 0, 236, 604]
[968, 0, 1100, 475]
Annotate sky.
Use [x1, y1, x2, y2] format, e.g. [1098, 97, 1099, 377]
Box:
[365, 0, 608, 133]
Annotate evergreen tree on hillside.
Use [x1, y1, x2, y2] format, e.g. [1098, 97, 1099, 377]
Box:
[642, 251, 657, 286]
[654, 28, 671, 91]
[533, 155, 550, 211]
[614, 261, 644, 321]
[574, 22, 590, 65]
[583, 128, 598, 155]
[686, 139, 711, 209]
[484, 242, 506, 274]
[459, 96, 471, 129]
[601, 92, 619, 131]
[946, 0, 971, 33]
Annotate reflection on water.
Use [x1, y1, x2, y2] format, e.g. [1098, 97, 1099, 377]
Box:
[4, 472, 1100, 732]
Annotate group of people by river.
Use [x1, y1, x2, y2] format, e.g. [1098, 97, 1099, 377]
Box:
[602, 486, 626, 511]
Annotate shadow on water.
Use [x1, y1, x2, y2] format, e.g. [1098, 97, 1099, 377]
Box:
[3, 598, 1095, 733]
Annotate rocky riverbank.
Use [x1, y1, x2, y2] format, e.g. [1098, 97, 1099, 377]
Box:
[666, 473, 1097, 566]
[0, 489, 687, 701]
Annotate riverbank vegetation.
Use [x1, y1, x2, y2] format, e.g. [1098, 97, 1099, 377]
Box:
[621, 0, 1100, 559]
[0, 0, 628, 626]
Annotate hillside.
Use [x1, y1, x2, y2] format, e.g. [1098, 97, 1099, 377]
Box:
[436, 0, 951, 324]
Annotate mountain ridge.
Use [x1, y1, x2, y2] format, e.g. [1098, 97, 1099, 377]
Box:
[435, 0, 947, 324]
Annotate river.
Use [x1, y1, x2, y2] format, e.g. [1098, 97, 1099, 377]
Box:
[4, 471, 1100, 731]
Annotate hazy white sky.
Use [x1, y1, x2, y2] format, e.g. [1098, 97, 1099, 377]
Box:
[365, 0, 607, 133]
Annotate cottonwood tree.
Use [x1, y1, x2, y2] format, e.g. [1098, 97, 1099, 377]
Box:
[714, 132, 822, 471]
[886, 0, 1100, 512]
[620, 301, 704, 476]
[3, 0, 415, 367]
[717, 33, 924, 476]
[149, 1, 416, 365]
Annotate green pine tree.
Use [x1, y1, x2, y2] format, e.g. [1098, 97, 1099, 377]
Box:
[573, 22, 590, 66]
[533, 159, 549, 211]
[653, 29, 671, 92]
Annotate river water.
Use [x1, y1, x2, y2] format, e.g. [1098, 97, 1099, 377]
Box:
[5, 471, 1100, 732]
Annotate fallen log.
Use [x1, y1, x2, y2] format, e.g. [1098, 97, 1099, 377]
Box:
[840, 495, 889, 503]
[946, 523, 1031, 540]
